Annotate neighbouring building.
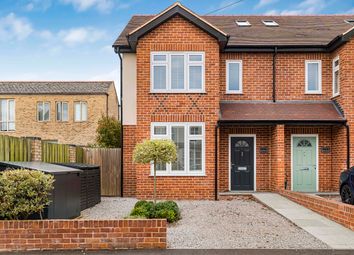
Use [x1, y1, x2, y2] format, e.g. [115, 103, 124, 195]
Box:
[0, 81, 119, 145]
[113, 2, 354, 199]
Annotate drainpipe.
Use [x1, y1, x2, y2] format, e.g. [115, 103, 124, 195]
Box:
[272, 47, 278, 103]
[345, 123, 351, 169]
[215, 123, 219, 201]
[115, 46, 124, 197]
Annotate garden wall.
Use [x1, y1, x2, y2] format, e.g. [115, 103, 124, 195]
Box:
[0, 219, 166, 252]
[279, 190, 354, 230]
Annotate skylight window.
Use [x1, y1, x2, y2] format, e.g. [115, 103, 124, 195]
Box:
[236, 20, 251, 27]
[345, 19, 354, 25]
[262, 20, 279, 27]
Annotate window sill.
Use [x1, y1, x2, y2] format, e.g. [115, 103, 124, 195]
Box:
[225, 92, 243, 95]
[150, 173, 206, 177]
[331, 94, 340, 99]
[305, 92, 322, 95]
[150, 91, 206, 94]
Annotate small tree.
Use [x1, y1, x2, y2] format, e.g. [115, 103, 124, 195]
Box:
[133, 139, 177, 204]
[95, 115, 121, 148]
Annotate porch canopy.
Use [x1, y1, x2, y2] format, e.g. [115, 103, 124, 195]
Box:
[219, 101, 346, 125]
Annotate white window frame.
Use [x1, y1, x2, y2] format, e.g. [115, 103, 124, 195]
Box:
[56, 102, 69, 122]
[236, 20, 251, 27]
[0, 99, 15, 131]
[262, 20, 279, 27]
[226, 60, 243, 94]
[74, 101, 88, 122]
[37, 101, 50, 122]
[305, 60, 322, 94]
[332, 56, 340, 97]
[151, 52, 205, 93]
[150, 122, 205, 176]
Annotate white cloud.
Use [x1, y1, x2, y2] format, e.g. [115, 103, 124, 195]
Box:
[0, 13, 33, 41]
[24, 0, 52, 12]
[61, 0, 114, 13]
[264, 9, 279, 15]
[346, 7, 354, 14]
[255, 0, 279, 9]
[264, 0, 328, 15]
[58, 27, 106, 46]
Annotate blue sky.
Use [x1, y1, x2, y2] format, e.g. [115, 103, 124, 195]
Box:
[0, 0, 353, 94]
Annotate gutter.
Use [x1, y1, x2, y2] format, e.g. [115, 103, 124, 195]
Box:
[115, 46, 124, 197]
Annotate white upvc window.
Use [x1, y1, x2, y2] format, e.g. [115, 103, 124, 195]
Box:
[0, 99, 15, 131]
[56, 102, 69, 122]
[151, 122, 205, 176]
[305, 60, 322, 94]
[74, 101, 87, 122]
[226, 60, 242, 94]
[37, 101, 50, 122]
[151, 52, 204, 93]
[332, 56, 340, 97]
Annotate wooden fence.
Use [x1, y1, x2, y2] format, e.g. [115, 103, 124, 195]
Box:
[81, 148, 121, 197]
[41, 142, 70, 163]
[0, 135, 31, 161]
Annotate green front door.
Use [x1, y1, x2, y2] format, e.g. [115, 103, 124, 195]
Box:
[293, 136, 317, 192]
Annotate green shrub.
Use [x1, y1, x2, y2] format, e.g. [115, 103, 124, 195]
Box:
[0, 169, 54, 220]
[154, 201, 180, 223]
[129, 200, 180, 223]
[130, 200, 154, 218]
[95, 115, 121, 148]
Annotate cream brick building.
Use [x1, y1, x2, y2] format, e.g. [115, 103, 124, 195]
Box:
[0, 81, 119, 145]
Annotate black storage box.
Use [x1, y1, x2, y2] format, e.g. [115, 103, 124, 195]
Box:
[55, 163, 101, 210]
[0, 161, 82, 219]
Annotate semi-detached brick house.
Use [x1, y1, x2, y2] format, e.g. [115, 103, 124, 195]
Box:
[0, 81, 118, 145]
[113, 2, 354, 199]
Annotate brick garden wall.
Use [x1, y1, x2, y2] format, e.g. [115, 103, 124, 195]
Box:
[0, 219, 166, 252]
[279, 190, 354, 231]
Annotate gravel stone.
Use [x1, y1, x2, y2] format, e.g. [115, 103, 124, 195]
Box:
[81, 197, 137, 219]
[168, 199, 329, 249]
[81, 197, 329, 249]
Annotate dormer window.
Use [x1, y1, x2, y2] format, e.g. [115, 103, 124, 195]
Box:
[262, 20, 279, 27]
[236, 20, 251, 27]
[345, 19, 354, 25]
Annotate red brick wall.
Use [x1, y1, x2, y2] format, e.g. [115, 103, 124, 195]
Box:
[132, 15, 220, 199]
[123, 125, 137, 197]
[0, 219, 167, 252]
[331, 125, 347, 189]
[218, 126, 271, 192]
[280, 190, 354, 231]
[220, 52, 333, 101]
[331, 39, 354, 168]
[284, 126, 333, 192]
[271, 125, 285, 191]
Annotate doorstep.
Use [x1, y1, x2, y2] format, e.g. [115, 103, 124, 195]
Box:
[218, 191, 255, 200]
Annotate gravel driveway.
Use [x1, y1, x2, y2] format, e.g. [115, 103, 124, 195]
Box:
[82, 197, 328, 249]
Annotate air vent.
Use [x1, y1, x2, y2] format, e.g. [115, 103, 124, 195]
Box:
[262, 20, 279, 27]
[236, 20, 251, 27]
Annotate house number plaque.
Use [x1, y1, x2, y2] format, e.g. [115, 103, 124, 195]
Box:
[321, 147, 331, 154]
[260, 147, 269, 154]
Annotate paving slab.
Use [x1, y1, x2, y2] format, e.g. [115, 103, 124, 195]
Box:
[253, 193, 354, 249]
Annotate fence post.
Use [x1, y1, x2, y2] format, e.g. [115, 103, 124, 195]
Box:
[69, 145, 77, 163]
[26, 137, 42, 161]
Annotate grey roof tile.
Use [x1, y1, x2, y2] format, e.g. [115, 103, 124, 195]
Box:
[0, 81, 113, 95]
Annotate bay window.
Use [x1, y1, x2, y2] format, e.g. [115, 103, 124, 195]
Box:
[151, 122, 205, 175]
[0, 99, 15, 131]
[151, 52, 204, 92]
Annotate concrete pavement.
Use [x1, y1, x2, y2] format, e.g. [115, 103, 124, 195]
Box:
[253, 193, 354, 250]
